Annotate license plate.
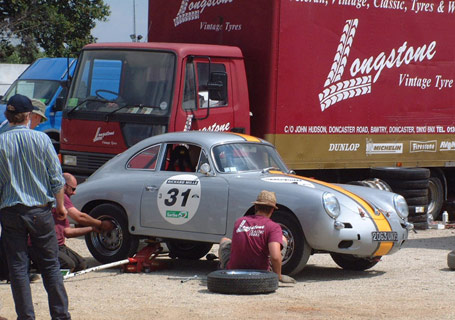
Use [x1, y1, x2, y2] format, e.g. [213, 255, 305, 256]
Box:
[371, 231, 398, 241]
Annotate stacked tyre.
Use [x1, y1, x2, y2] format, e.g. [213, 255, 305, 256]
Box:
[370, 168, 430, 228]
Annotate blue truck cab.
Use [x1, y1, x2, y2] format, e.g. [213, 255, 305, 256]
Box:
[0, 58, 76, 151]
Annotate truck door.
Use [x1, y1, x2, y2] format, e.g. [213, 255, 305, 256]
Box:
[140, 142, 229, 235]
[175, 58, 234, 132]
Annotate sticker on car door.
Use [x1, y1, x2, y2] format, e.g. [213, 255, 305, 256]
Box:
[157, 174, 201, 225]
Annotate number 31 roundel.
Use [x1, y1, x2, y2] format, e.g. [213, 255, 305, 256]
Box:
[157, 174, 201, 225]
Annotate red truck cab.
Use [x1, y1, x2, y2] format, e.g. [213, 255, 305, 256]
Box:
[60, 42, 249, 176]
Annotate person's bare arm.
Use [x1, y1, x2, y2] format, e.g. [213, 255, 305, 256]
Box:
[67, 207, 113, 231]
[268, 241, 282, 278]
[54, 188, 68, 220]
[63, 226, 94, 238]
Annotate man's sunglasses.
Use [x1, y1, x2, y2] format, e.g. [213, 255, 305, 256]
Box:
[66, 184, 76, 192]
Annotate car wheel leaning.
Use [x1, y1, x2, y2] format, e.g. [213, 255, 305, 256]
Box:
[272, 210, 311, 276]
[207, 269, 278, 294]
[165, 240, 213, 260]
[330, 253, 380, 271]
[85, 203, 139, 264]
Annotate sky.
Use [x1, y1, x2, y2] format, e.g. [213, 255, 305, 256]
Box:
[91, 0, 148, 42]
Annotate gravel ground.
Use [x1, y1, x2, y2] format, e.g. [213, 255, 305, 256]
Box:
[0, 228, 454, 320]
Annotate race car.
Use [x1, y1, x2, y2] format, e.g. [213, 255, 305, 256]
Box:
[72, 131, 412, 275]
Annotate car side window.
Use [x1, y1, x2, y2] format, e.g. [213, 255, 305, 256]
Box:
[127, 144, 161, 170]
[162, 143, 201, 173]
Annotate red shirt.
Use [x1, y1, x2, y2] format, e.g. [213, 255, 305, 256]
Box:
[52, 194, 74, 246]
[227, 215, 283, 270]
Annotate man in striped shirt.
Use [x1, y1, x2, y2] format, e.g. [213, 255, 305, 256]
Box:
[0, 94, 71, 320]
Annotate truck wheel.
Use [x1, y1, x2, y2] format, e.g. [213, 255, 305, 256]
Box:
[272, 210, 311, 276]
[85, 203, 139, 264]
[165, 240, 212, 260]
[207, 269, 278, 294]
[330, 253, 380, 271]
[427, 177, 443, 221]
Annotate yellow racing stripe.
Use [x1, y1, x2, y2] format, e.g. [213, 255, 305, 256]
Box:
[230, 132, 261, 142]
[270, 171, 394, 256]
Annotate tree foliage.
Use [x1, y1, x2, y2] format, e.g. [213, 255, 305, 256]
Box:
[0, 0, 110, 63]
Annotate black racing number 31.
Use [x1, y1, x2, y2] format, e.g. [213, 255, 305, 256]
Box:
[164, 188, 191, 207]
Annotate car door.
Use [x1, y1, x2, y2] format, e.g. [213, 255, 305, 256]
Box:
[140, 143, 229, 235]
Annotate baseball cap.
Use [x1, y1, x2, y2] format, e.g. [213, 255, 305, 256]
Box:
[252, 190, 278, 209]
[31, 99, 48, 121]
[6, 94, 36, 113]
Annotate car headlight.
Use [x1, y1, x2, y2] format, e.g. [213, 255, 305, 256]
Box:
[323, 192, 340, 219]
[394, 194, 408, 219]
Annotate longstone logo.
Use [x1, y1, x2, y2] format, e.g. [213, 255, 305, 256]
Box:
[319, 19, 437, 112]
[174, 0, 234, 27]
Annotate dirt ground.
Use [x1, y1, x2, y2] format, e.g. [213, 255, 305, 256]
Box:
[0, 228, 454, 320]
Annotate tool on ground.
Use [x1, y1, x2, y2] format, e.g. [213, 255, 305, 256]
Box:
[167, 275, 199, 283]
[64, 240, 166, 280]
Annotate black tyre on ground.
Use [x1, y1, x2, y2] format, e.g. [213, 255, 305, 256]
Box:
[370, 167, 430, 180]
[330, 253, 380, 271]
[207, 270, 278, 294]
[165, 240, 213, 260]
[85, 203, 139, 264]
[271, 210, 311, 276]
[427, 176, 444, 221]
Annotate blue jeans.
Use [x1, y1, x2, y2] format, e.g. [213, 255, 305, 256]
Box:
[0, 204, 71, 320]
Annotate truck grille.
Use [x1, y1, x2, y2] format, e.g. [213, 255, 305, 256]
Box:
[61, 151, 115, 175]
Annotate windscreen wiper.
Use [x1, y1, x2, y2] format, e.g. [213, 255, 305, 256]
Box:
[67, 97, 110, 116]
[104, 104, 160, 121]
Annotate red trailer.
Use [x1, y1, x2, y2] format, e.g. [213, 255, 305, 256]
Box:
[59, 0, 455, 223]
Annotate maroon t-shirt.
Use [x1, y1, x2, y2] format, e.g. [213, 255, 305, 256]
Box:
[52, 194, 74, 246]
[227, 215, 283, 270]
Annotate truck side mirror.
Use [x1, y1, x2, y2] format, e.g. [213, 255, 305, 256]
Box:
[207, 72, 227, 101]
[54, 97, 64, 111]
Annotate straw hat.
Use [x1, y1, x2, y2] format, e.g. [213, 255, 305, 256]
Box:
[252, 190, 278, 209]
[31, 99, 48, 121]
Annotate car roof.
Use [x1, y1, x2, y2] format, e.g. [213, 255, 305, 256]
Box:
[132, 131, 272, 151]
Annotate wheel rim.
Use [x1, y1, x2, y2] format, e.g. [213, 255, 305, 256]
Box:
[90, 216, 123, 257]
[278, 223, 295, 266]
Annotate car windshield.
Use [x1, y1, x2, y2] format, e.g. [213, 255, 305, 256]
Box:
[66, 49, 175, 116]
[213, 143, 288, 173]
[1, 80, 60, 105]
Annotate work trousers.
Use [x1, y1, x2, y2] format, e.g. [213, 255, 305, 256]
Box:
[0, 204, 71, 320]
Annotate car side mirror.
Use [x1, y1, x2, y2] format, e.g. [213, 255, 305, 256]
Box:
[199, 163, 212, 175]
[207, 72, 227, 101]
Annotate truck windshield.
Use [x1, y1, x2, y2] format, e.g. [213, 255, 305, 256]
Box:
[1, 80, 60, 105]
[66, 50, 175, 116]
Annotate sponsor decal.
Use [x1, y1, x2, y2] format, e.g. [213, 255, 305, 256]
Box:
[410, 140, 437, 153]
[329, 143, 360, 152]
[261, 176, 315, 188]
[440, 141, 455, 151]
[174, 0, 234, 27]
[199, 122, 231, 132]
[157, 174, 201, 225]
[366, 139, 403, 155]
[236, 219, 265, 237]
[319, 19, 436, 111]
[93, 127, 115, 142]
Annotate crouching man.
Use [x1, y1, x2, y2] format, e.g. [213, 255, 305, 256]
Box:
[218, 190, 296, 283]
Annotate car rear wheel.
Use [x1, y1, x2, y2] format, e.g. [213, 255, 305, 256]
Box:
[330, 253, 380, 271]
[272, 210, 311, 276]
[166, 240, 213, 260]
[85, 203, 139, 264]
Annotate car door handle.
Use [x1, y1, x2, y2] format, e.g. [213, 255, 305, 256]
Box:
[145, 186, 158, 192]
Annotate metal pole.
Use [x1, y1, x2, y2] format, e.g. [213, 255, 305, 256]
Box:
[133, 0, 137, 41]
